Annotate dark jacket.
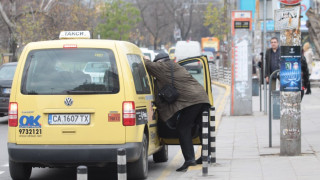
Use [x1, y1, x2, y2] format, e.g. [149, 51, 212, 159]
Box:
[265, 48, 280, 78]
[301, 55, 310, 88]
[144, 59, 210, 122]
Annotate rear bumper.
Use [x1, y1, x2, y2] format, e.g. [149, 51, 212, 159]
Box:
[8, 142, 142, 166]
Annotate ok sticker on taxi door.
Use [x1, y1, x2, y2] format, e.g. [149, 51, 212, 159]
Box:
[108, 113, 120, 122]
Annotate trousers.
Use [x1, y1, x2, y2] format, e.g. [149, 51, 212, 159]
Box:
[176, 103, 207, 162]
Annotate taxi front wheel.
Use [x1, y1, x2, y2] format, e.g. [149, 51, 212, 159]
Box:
[9, 159, 32, 180]
[128, 133, 148, 179]
[153, 145, 168, 163]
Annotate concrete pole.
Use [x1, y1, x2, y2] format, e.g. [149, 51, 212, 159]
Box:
[263, 0, 267, 115]
[279, 4, 301, 156]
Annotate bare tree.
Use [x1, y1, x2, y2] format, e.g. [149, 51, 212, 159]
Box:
[162, 0, 195, 40]
[0, 0, 55, 61]
[136, 0, 171, 49]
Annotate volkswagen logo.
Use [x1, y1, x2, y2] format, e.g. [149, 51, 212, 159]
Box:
[64, 97, 73, 106]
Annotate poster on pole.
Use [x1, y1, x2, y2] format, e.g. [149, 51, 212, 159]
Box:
[274, 6, 300, 31]
[280, 57, 301, 91]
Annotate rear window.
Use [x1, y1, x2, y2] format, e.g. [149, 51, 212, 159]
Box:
[169, 49, 175, 53]
[0, 64, 17, 81]
[21, 48, 119, 95]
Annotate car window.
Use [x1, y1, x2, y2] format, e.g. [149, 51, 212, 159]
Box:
[143, 53, 151, 60]
[179, 59, 205, 87]
[127, 54, 151, 94]
[21, 48, 119, 95]
[0, 65, 17, 81]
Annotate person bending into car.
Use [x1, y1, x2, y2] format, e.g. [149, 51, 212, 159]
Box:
[143, 53, 210, 172]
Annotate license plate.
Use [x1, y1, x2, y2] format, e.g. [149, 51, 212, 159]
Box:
[48, 114, 90, 125]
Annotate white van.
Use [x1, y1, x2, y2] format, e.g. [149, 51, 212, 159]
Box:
[175, 41, 202, 73]
[140, 48, 156, 61]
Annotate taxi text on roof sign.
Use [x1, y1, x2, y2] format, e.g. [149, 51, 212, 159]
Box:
[59, 31, 91, 39]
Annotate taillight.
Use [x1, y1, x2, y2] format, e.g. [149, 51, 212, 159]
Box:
[123, 101, 135, 126]
[9, 102, 18, 127]
[174, 57, 176, 63]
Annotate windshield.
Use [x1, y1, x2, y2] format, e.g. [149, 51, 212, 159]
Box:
[21, 48, 119, 95]
[169, 49, 175, 53]
[0, 64, 17, 81]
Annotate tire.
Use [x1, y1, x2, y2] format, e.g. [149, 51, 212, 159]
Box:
[153, 145, 168, 163]
[9, 159, 32, 180]
[128, 134, 148, 179]
[197, 69, 202, 74]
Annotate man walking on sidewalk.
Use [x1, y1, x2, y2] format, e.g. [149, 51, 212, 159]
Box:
[265, 37, 280, 90]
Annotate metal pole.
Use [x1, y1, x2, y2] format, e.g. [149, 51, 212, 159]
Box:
[263, 0, 267, 115]
[202, 111, 209, 176]
[256, 65, 262, 112]
[77, 166, 87, 180]
[117, 148, 127, 180]
[259, 67, 262, 112]
[268, 69, 280, 148]
[209, 107, 216, 164]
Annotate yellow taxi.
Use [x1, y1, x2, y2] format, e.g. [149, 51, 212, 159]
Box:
[7, 31, 213, 179]
[168, 47, 175, 61]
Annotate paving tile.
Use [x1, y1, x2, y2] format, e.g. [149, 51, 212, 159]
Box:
[260, 157, 296, 178]
[298, 176, 320, 180]
[289, 156, 320, 176]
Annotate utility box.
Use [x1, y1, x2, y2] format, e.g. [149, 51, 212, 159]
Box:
[252, 77, 259, 96]
[272, 90, 280, 119]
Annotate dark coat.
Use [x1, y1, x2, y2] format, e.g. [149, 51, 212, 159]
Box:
[265, 48, 280, 78]
[301, 55, 310, 88]
[144, 59, 210, 122]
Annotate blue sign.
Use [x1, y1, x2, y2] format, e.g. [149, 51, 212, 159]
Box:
[280, 57, 301, 91]
[240, 0, 256, 18]
[301, 0, 310, 32]
[19, 115, 41, 128]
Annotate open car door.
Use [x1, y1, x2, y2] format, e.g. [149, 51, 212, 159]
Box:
[158, 55, 214, 145]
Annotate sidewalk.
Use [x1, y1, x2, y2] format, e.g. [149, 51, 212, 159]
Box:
[187, 86, 320, 180]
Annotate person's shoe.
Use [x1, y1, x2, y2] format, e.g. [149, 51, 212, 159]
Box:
[196, 157, 202, 164]
[176, 161, 196, 172]
[306, 91, 311, 95]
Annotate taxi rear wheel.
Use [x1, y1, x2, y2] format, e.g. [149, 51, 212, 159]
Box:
[128, 133, 148, 179]
[9, 160, 32, 180]
[153, 145, 168, 163]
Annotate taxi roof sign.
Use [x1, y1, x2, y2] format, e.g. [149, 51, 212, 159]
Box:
[59, 31, 91, 39]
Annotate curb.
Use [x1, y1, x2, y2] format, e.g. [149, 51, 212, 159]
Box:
[211, 81, 230, 129]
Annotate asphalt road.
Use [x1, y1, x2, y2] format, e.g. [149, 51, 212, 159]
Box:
[0, 84, 225, 180]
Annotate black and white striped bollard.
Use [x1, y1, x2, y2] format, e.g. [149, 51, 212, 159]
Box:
[77, 165, 87, 180]
[202, 111, 209, 176]
[117, 148, 127, 180]
[210, 107, 216, 163]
